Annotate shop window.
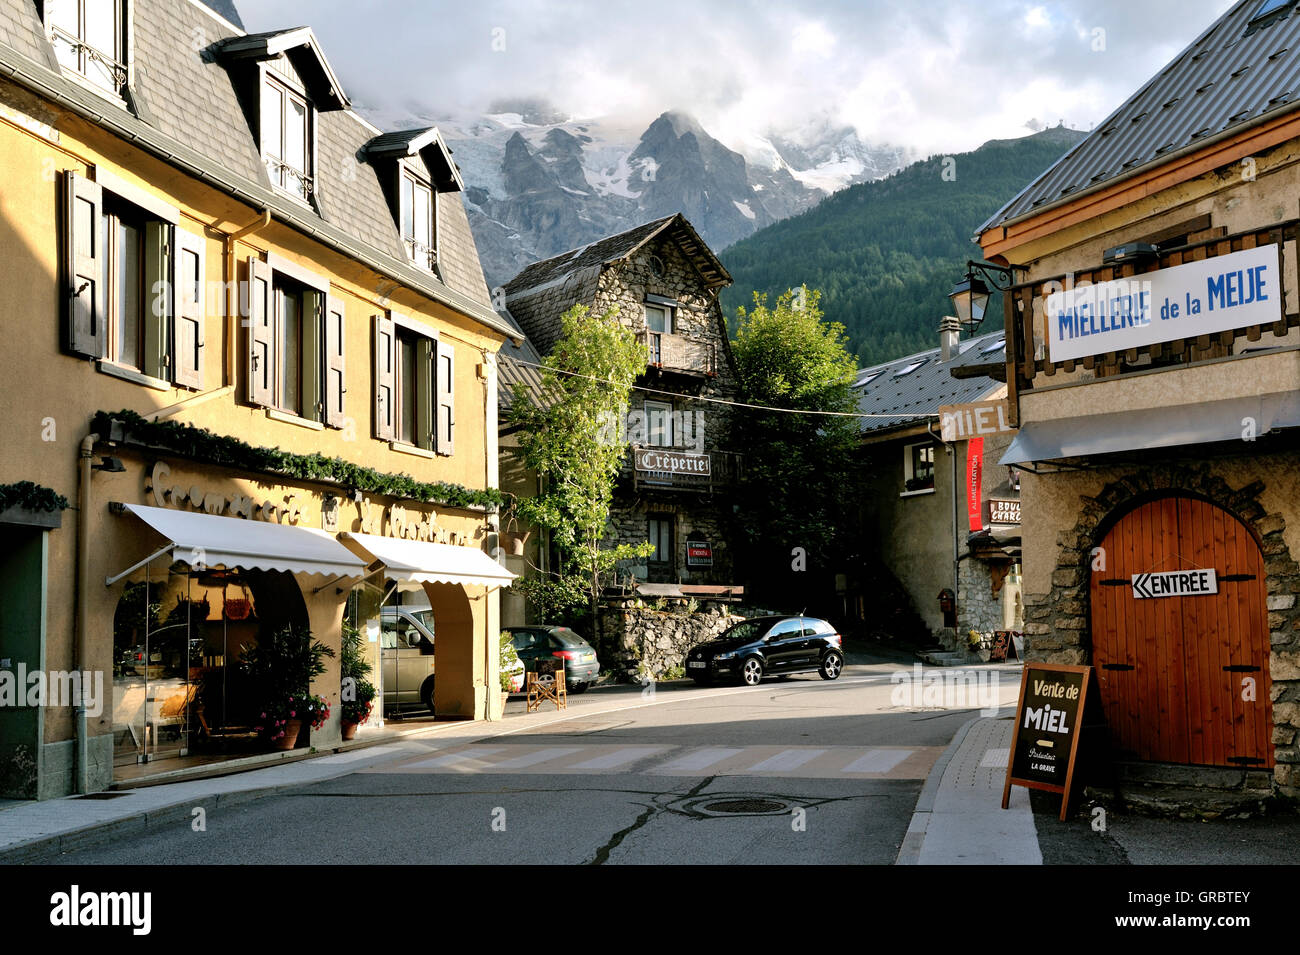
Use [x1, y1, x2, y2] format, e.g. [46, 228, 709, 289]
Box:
[44, 0, 128, 98]
[62, 170, 205, 389]
[400, 165, 437, 271]
[245, 254, 346, 426]
[903, 441, 935, 493]
[261, 73, 313, 201]
[373, 311, 454, 454]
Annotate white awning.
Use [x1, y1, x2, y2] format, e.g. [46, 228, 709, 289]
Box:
[117, 503, 369, 579]
[340, 531, 516, 588]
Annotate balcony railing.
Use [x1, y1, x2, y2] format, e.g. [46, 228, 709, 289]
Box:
[639, 331, 717, 376]
[622, 444, 743, 494]
[1003, 219, 1300, 425]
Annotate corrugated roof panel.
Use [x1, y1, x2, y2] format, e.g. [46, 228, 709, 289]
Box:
[981, 0, 1300, 234]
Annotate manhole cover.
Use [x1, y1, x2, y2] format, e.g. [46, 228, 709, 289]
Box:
[702, 798, 787, 815]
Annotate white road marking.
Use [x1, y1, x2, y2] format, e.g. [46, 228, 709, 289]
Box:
[841, 749, 914, 774]
[568, 747, 668, 769]
[490, 746, 582, 769]
[654, 747, 744, 773]
[315, 744, 411, 764]
[745, 749, 828, 772]
[404, 747, 505, 769]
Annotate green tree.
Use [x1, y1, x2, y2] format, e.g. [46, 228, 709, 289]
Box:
[730, 287, 863, 603]
[508, 303, 654, 639]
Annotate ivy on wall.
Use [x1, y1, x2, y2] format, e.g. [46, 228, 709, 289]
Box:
[0, 481, 70, 513]
[92, 410, 505, 511]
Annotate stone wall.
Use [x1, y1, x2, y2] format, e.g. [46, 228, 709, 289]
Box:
[598, 598, 742, 680]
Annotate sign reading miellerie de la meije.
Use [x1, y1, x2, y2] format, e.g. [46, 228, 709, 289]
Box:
[1045, 244, 1282, 362]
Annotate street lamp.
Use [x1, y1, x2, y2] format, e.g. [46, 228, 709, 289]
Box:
[948, 261, 1019, 335]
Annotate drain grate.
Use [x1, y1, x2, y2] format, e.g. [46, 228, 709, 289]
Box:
[702, 798, 787, 815]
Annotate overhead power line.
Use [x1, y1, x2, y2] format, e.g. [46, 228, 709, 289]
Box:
[505, 356, 939, 420]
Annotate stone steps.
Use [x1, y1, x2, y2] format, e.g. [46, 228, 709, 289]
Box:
[1084, 760, 1278, 819]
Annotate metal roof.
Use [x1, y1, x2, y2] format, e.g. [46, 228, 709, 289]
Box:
[855, 330, 1005, 437]
[980, 0, 1300, 234]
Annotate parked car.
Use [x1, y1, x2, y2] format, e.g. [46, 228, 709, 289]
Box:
[685, 615, 844, 686]
[503, 626, 599, 693]
[117, 624, 205, 679]
[380, 606, 437, 713]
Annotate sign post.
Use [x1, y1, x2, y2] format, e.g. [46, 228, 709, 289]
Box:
[1002, 663, 1093, 821]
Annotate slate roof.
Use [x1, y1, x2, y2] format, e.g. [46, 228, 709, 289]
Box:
[0, 0, 508, 339]
[980, 0, 1300, 233]
[501, 213, 732, 356]
[856, 330, 1006, 438]
[495, 307, 547, 422]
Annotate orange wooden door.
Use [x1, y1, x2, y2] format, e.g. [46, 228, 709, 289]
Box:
[1090, 497, 1272, 768]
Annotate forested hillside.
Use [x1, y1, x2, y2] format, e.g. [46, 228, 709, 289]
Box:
[720, 126, 1086, 367]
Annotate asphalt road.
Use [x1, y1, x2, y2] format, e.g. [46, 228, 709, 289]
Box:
[40, 652, 1020, 865]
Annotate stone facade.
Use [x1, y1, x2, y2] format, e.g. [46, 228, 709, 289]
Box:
[1020, 459, 1300, 800]
[598, 598, 742, 680]
[956, 557, 1023, 637]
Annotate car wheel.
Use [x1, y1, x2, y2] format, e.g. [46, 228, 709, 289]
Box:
[420, 677, 436, 713]
[568, 681, 589, 694]
[819, 651, 843, 681]
[741, 657, 764, 686]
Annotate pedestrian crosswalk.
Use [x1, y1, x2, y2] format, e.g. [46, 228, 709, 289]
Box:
[365, 743, 942, 779]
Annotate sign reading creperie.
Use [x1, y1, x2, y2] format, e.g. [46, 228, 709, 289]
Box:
[635, 449, 711, 476]
[939, 399, 1014, 442]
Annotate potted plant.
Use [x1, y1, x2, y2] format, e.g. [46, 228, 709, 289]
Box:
[339, 619, 375, 740]
[240, 624, 335, 750]
[500, 631, 523, 712]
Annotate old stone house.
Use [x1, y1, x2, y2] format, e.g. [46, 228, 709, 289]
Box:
[497, 214, 741, 626]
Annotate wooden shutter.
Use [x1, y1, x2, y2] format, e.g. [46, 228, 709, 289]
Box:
[416, 335, 435, 451]
[373, 312, 396, 439]
[246, 256, 274, 407]
[324, 293, 346, 428]
[172, 228, 205, 389]
[142, 221, 169, 381]
[436, 339, 455, 456]
[302, 292, 323, 422]
[63, 171, 105, 358]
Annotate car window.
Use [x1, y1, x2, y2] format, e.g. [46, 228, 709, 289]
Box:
[767, 619, 804, 638]
[720, 620, 769, 643]
[808, 619, 836, 635]
[408, 609, 435, 632]
[380, 617, 402, 649]
[510, 631, 538, 650]
[550, 629, 585, 648]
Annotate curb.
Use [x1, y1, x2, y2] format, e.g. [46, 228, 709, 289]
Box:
[894, 714, 981, 865]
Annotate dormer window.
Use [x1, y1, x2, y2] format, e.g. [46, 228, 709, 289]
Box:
[365, 126, 463, 275]
[45, 0, 128, 97]
[400, 165, 436, 271]
[261, 73, 312, 200]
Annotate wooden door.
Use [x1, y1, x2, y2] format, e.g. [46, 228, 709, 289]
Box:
[1090, 496, 1272, 768]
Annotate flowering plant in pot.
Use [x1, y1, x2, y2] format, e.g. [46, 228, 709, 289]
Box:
[340, 680, 376, 739]
[239, 624, 335, 750]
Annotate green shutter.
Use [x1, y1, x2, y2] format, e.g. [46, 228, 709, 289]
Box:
[302, 290, 323, 422]
[63, 171, 105, 358]
[416, 335, 435, 451]
[142, 221, 169, 381]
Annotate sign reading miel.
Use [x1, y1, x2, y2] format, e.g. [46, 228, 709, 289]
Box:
[939, 399, 1014, 442]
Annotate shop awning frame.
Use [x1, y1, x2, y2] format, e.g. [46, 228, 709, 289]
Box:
[1000, 391, 1300, 467]
[340, 531, 516, 589]
[108, 503, 369, 584]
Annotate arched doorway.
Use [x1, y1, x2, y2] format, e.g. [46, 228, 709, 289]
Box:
[1090, 495, 1273, 768]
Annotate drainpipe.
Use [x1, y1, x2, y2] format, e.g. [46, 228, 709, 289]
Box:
[74, 431, 98, 793]
[224, 210, 272, 387]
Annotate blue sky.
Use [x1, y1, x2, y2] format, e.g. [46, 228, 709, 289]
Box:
[235, 0, 1241, 153]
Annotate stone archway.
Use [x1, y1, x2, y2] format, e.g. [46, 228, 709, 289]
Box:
[1023, 462, 1300, 797]
[422, 582, 492, 719]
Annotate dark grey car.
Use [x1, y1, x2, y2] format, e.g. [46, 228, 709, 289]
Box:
[503, 626, 600, 693]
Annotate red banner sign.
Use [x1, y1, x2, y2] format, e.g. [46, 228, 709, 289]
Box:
[967, 437, 984, 533]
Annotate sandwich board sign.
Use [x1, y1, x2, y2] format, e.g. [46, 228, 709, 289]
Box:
[1002, 663, 1092, 821]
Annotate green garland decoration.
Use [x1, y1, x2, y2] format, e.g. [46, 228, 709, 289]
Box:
[0, 481, 71, 513]
[92, 410, 505, 511]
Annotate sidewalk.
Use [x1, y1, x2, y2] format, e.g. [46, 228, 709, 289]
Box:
[896, 711, 1043, 864]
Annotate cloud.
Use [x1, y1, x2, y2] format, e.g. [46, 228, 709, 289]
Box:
[234, 0, 1239, 154]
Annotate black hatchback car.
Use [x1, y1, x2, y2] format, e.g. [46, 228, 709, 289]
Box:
[686, 616, 844, 686]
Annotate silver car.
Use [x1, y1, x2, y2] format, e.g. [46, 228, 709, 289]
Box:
[380, 607, 437, 713]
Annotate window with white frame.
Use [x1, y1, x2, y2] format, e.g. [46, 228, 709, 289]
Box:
[645, 400, 674, 447]
[400, 166, 437, 271]
[903, 441, 935, 493]
[261, 74, 312, 200]
[45, 0, 128, 97]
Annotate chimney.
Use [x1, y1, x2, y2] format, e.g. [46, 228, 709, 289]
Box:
[939, 316, 961, 362]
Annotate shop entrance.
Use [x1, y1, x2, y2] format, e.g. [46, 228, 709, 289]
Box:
[1090, 495, 1273, 768]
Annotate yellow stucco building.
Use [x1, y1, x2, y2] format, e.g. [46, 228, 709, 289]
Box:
[0, 0, 517, 798]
